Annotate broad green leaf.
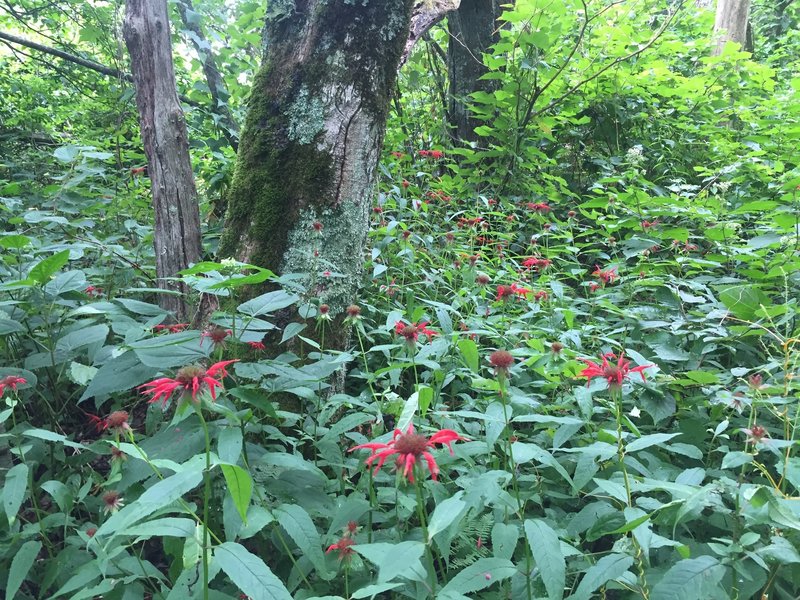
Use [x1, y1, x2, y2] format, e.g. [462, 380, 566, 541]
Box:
[23, 428, 87, 450]
[650, 556, 725, 600]
[396, 391, 419, 432]
[237, 290, 299, 317]
[95, 469, 203, 539]
[525, 519, 565, 600]
[213, 542, 292, 600]
[3, 463, 28, 525]
[719, 285, 768, 320]
[568, 553, 634, 600]
[458, 338, 480, 372]
[427, 491, 466, 542]
[120, 517, 197, 539]
[273, 504, 329, 579]
[217, 427, 243, 464]
[29, 249, 70, 284]
[354, 541, 426, 583]
[626, 433, 681, 453]
[440, 557, 517, 594]
[491, 522, 518, 560]
[6, 540, 41, 600]
[79, 350, 158, 402]
[220, 464, 252, 523]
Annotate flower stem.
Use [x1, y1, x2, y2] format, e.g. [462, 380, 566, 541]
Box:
[194, 404, 212, 600]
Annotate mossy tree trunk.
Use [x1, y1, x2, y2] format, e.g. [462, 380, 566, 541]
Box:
[219, 0, 413, 342]
[124, 0, 202, 322]
[446, 0, 503, 143]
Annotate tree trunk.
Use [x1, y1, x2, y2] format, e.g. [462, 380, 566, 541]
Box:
[176, 0, 240, 152]
[219, 0, 413, 343]
[124, 0, 202, 323]
[447, 0, 502, 143]
[712, 0, 751, 54]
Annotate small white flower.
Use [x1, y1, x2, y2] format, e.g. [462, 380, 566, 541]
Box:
[629, 406, 641, 418]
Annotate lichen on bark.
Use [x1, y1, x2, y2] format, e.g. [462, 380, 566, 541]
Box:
[219, 0, 413, 326]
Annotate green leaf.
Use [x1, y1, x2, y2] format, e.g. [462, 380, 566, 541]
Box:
[684, 371, 719, 384]
[95, 469, 203, 539]
[567, 554, 634, 600]
[396, 391, 419, 432]
[120, 517, 197, 539]
[3, 463, 28, 526]
[220, 464, 252, 523]
[440, 557, 517, 594]
[427, 491, 466, 542]
[719, 285, 768, 320]
[491, 522, 518, 560]
[23, 428, 88, 450]
[721, 451, 753, 470]
[79, 350, 158, 402]
[525, 519, 566, 600]
[237, 290, 299, 317]
[512, 442, 575, 490]
[213, 542, 293, 600]
[273, 504, 329, 579]
[5, 540, 41, 600]
[227, 387, 278, 420]
[29, 249, 70, 284]
[354, 541, 426, 583]
[458, 338, 480, 372]
[650, 556, 725, 600]
[626, 433, 681, 453]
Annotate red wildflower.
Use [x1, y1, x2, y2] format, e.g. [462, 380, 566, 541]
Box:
[527, 202, 551, 213]
[589, 282, 600, 292]
[138, 360, 238, 407]
[476, 273, 491, 286]
[743, 424, 768, 444]
[534, 290, 548, 301]
[592, 266, 618, 285]
[312, 221, 323, 233]
[496, 285, 514, 300]
[85, 285, 103, 297]
[390, 151, 405, 159]
[551, 342, 564, 354]
[418, 149, 430, 157]
[395, 321, 438, 343]
[578, 353, 652, 389]
[641, 219, 659, 229]
[489, 350, 515, 375]
[401, 179, 410, 189]
[102, 490, 124, 514]
[247, 341, 266, 351]
[0, 375, 26, 396]
[522, 257, 552, 271]
[89, 410, 132, 434]
[326, 537, 356, 561]
[350, 424, 465, 482]
[201, 326, 232, 347]
[345, 304, 362, 320]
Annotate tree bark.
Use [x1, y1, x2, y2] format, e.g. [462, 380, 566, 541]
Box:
[712, 0, 751, 54]
[124, 0, 202, 322]
[176, 0, 240, 151]
[400, 0, 461, 67]
[446, 0, 503, 143]
[219, 0, 413, 343]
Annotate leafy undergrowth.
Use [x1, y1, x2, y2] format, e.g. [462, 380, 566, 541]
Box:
[1, 142, 800, 600]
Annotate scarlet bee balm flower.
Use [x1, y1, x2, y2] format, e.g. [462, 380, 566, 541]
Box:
[395, 321, 437, 343]
[350, 424, 466, 482]
[579, 353, 652, 390]
[0, 375, 26, 396]
[139, 360, 238, 407]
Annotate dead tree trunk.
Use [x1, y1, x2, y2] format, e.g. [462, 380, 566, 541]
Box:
[219, 0, 413, 345]
[123, 0, 202, 322]
[712, 0, 751, 54]
[447, 0, 503, 143]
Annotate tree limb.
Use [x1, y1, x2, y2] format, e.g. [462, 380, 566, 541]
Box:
[400, 0, 461, 67]
[0, 29, 202, 107]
